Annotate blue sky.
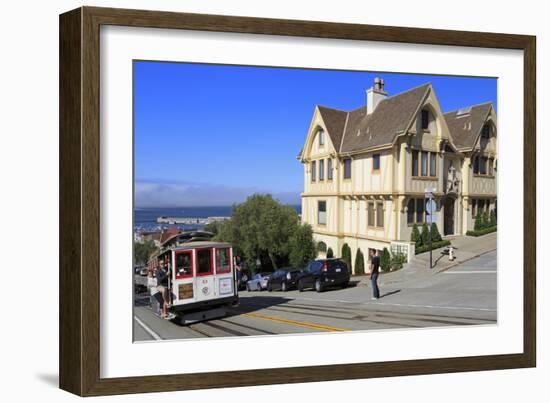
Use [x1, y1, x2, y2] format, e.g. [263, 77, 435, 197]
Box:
[134, 61, 497, 207]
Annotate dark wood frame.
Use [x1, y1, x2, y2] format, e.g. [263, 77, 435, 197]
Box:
[59, 6, 536, 396]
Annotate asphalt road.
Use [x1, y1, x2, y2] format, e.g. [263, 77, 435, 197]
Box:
[133, 251, 497, 341]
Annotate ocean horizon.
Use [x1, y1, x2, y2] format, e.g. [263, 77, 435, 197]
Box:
[134, 205, 301, 230]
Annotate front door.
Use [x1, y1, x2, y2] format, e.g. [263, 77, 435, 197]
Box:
[443, 197, 455, 235]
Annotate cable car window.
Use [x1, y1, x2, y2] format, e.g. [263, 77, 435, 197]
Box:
[197, 249, 213, 275]
[216, 248, 231, 273]
[175, 251, 193, 278]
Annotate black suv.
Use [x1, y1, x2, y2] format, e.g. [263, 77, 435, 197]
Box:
[297, 259, 350, 292]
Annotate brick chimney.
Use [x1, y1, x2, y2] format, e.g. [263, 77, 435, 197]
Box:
[367, 77, 388, 114]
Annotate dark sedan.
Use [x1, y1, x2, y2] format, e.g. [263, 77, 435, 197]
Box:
[267, 268, 302, 292]
[297, 259, 350, 292]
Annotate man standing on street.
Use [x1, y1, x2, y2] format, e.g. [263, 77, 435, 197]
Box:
[369, 249, 380, 300]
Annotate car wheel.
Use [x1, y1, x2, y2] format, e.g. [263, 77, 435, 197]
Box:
[298, 280, 304, 292]
[315, 279, 324, 293]
[258, 284, 262, 291]
[341, 281, 349, 289]
[267, 284, 272, 292]
[281, 282, 287, 292]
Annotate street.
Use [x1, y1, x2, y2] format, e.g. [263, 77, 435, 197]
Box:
[134, 250, 497, 341]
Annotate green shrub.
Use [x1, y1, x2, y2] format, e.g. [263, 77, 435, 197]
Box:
[411, 223, 421, 247]
[466, 226, 497, 237]
[354, 248, 365, 275]
[415, 240, 451, 254]
[326, 247, 334, 258]
[421, 222, 430, 246]
[475, 211, 483, 231]
[482, 211, 490, 229]
[430, 222, 442, 242]
[380, 248, 391, 272]
[341, 243, 352, 273]
[390, 252, 407, 271]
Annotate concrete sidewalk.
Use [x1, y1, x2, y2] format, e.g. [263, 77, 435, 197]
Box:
[371, 232, 497, 286]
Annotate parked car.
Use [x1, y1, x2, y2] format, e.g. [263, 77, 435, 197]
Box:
[134, 265, 147, 276]
[267, 268, 302, 292]
[246, 272, 272, 291]
[297, 259, 350, 292]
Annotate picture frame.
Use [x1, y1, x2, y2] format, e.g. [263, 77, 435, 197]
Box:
[59, 6, 536, 396]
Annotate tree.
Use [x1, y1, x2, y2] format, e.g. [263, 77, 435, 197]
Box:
[411, 223, 421, 247]
[134, 240, 158, 266]
[326, 247, 334, 258]
[341, 243, 352, 273]
[354, 248, 365, 274]
[381, 248, 391, 272]
[203, 220, 224, 236]
[214, 194, 298, 270]
[430, 222, 442, 242]
[317, 241, 327, 253]
[289, 224, 317, 269]
[421, 222, 430, 246]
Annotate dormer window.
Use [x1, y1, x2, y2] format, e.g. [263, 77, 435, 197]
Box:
[318, 129, 325, 146]
[421, 110, 430, 130]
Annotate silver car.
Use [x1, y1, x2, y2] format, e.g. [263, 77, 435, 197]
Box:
[246, 272, 271, 291]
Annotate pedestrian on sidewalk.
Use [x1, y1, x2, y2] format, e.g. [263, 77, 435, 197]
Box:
[369, 249, 380, 300]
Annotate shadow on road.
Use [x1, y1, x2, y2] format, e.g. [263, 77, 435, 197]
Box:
[227, 295, 294, 317]
[380, 289, 402, 298]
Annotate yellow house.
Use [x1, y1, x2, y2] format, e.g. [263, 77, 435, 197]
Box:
[298, 78, 497, 272]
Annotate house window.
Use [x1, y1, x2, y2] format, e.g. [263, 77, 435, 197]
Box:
[472, 199, 477, 219]
[481, 124, 490, 140]
[319, 159, 325, 181]
[488, 158, 494, 176]
[367, 202, 375, 227]
[318, 129, 325, 146]
[480, 157, 487, 175]
[478, 199, 485, 213]
[327, 158, 333, 180]
[376, 202, 384, 227]
[373, 154, 380, 171]
[412, 150, 419, 176]
[416, 198, 425, 223]
[421, 151, 428, 176]
[429, 153, 437, 176]
[343, 158, 352, 179]
[473, 156, 480, 174]
[407, 199, 415, 224]
[311, 161, 316, 182]
[318, 201, 327, 225]
[421, 110, 430, 130]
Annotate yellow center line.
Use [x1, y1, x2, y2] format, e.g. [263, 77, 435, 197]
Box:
[240, 312, 349, 332]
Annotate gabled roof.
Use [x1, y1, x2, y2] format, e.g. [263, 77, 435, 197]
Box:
[317, 106, 348, 151]
[316, 84, 430, 154]
[443, 103, 492, 150]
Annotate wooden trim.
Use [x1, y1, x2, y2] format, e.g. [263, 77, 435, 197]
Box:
[59, 5, 536, 396]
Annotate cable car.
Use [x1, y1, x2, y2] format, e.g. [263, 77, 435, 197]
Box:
[149, 239, 239, 325]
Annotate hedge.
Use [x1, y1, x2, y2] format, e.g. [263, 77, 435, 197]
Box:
[466, 226, 497, 237]
[415, 239, 451, 255]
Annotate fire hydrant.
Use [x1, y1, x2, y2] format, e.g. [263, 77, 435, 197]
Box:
[448, 245, 455, 261]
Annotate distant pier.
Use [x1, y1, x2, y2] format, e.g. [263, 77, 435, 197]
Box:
[156, 216, 230, 225]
